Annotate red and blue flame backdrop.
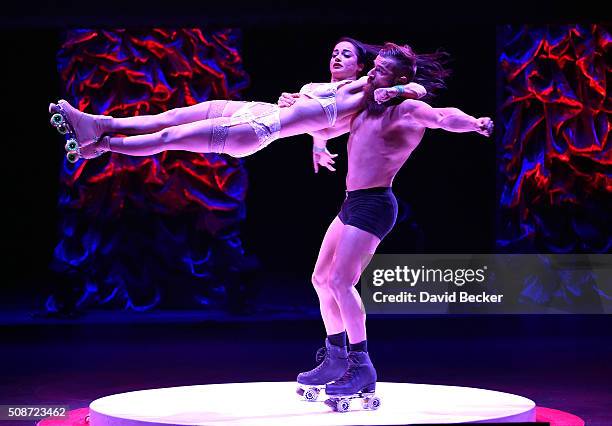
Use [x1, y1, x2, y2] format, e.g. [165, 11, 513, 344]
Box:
[497, 25, 611, 253]
[49, 29, 256, 312]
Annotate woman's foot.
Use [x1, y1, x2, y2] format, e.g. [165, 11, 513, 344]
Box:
[80, 135, 111, 159]
[65, 136, 111, 163]
[49, 100, 110, 147]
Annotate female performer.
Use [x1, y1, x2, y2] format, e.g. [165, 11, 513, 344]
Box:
[49, 38, 425, 163]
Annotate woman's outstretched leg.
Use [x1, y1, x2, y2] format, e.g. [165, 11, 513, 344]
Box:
[79, 108, 264, 158]
[74, 101, 285, 160]
[49, 99, 232, 146]
[105, 101, 231, 134]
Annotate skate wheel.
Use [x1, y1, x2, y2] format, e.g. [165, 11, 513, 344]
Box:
[368, 396, 381, 410]
[303, 388, 319, 402]
[50, 113, 64, 126]
[336, 398, 350, 412]
[65, 138, 79, 152]
[56, 124, 68, 135]
[66, 151, 79, 163]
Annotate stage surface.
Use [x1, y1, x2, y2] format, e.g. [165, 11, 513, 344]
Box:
[89, 381, 536, 425]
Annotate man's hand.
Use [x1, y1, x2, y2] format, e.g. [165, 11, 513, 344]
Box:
[476, 117, 494, 137]
[374, 87, 400, 104]
[313, 147, 338, 173]
[278, 92, 300, 108]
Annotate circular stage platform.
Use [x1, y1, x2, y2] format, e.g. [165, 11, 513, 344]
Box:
[89, 381, 536, 425]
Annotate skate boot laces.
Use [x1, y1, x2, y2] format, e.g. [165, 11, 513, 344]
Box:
[307, 347, 330, 374]
[333, 352, 361, 385]
[315, 347, 327, 364]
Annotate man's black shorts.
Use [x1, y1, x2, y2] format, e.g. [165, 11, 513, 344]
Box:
[338, 187, 398, 240]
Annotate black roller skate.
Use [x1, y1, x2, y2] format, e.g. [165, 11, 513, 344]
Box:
[325, 351, 380, 412]
[296, 338, 348, 402]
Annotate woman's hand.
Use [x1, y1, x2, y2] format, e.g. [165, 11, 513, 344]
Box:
[313, 146, 338, 173]
[374, 87, 400, 104]
[278, 92, 300, 108]
[375, 82, 427, 103]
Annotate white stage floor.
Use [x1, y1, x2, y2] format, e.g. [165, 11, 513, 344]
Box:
[89, 381, 536, 425]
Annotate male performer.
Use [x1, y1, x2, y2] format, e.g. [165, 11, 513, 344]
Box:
[288, 42, 493, 400]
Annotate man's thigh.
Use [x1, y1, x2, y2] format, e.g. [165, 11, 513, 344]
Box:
[312, 216, 345, 282]
[329, 224, 381, 287]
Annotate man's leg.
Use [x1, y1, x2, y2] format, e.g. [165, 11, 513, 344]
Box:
[296, 217, 349, 396]
[311, 216, 345, 336]
[324, 224, 380, 399]
[327, 224, 380, 345]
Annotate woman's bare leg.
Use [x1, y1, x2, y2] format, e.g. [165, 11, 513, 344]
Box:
[72, 98, 336, 159]
[80, 105, 260, 158]
[50, 99, 238, 148]
[102, 101, 233, 135]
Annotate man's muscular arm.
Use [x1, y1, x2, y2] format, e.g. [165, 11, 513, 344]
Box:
[401, 99, 493, 136]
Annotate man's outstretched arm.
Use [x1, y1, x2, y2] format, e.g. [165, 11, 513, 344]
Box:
[401, 99, 493, 136]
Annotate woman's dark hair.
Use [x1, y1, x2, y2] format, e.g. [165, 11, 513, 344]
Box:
[379, 42, 451, 100]
[335, 37, 382, 77]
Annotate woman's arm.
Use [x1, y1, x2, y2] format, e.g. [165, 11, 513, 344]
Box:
[311, 136, 337, 173]
[342, 75, 370, 94]
[308, 114, 353, 173]
[374, 82, 427, 103]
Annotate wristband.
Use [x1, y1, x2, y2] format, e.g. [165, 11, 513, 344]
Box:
[313, 146, 326, 153]
[394, 85, 405, 95]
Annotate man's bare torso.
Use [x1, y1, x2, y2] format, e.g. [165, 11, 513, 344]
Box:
[346, 103, 425, 191]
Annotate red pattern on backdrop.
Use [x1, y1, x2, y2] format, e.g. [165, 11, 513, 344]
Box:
[498, 25, 611, 252]
[49, 29, 253, 312]
[56, 28, 250, 225]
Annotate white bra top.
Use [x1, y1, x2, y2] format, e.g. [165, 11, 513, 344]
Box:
[299, 80, 353, 127]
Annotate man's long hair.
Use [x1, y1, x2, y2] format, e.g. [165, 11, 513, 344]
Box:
[379, 42, 451, 100]
[336, 37, 382, 78]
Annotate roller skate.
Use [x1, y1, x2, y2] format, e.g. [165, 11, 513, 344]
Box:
[75, 136, 111, 161]
[49, 100, 108, 162]
[60, 136, 111, 163]
[324, 351, 380, 412]
[296, 338, 348, 402]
